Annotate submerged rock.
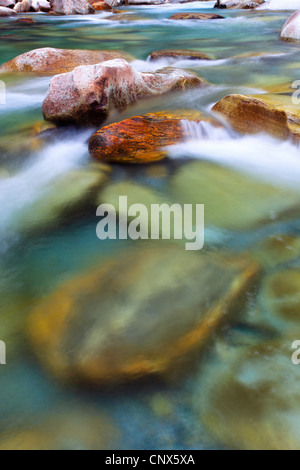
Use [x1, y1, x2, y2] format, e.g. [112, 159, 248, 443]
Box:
[148, 49, 213, 62]
[197, 338, 300, 450]
[252, 234, 300, 269]
[169, 13, 224, 20]
[0, 48, 134, 75]
[281, 10, 300, 41]
[31, 0, 51, 11]
[27, 244, 258, 384]
[15, 16, 35, 23]
[10, 164, 110, 235]
[89, 110, 205, 163]
[212, 94, 300, 140]
[42, 60, 205, 126]
[261, 268, 300, 333]
[171, 161, 300, 231]
[0, 408, 117, 450]
[0, 5, 16, 14]
[52, 0, 95, 14]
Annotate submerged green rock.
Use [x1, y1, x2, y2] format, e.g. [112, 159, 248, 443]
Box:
[171, 162, 300, 231]
[27, 243, 259, 385]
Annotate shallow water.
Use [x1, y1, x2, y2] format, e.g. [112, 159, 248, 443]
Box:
[1, 2, 300, 450]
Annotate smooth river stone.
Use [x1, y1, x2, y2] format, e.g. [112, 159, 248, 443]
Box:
[171, 162, 300, 231]
[43, 61, 205, 126]
[27, 243, 259, 384]
[252, 234, 300, 268]
[0, 408, 118, 450]
[197, 338, 300, 450]
[0, 48, 134, 75]
[89, 110, 206, 163]
[281, 10, 300, 41]
[0, 5, 16, 14]
[212, 94, 300, 140]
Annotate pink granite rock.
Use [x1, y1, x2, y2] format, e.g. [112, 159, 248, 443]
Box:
[42, 59, 205, 125]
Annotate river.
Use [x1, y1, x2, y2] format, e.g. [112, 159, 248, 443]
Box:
[0, 1, 300, 450]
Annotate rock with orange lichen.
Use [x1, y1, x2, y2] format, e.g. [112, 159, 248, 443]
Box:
[27, 243, 259, 385]
[89, 110, 206, 163]
[212, 94, 300, 140]
[42, 60, 205, 126]
[0, 48, 134, 75]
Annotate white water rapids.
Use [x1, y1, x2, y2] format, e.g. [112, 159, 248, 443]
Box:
[168, 119, 300, 191]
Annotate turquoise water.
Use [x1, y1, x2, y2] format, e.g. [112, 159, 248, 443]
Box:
[1, 2, 300, 450]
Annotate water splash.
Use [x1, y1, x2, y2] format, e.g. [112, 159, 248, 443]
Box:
[0, 130, 91, 249]
[181, 119, 236, 141]
[168, 120, 300, 191]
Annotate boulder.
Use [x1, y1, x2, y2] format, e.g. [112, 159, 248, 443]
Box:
[42, 60, 205, 126]
[27, 243, 259, 384]
[52, 0, 95, 14]
[0, 4, 16, 13]
[171, 161, 300, 231]
[14, 0, 31, 12]
[0, 47, 134, 75]
[148, 49, 213, 62]
[89, 110, 205, 163]
[281, 10, 300, 41]
[31, 0, 51, 11]
[215, 0, 264, 7]
[0, 0, 16, 7]
[170, 13, 224, 20]
[212, 94, 300, 140]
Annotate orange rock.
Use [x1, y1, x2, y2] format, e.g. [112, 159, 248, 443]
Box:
[169, 13, 224, 20]
[16, 17, 35, 24]
[212, 94, 300, 140]
[0, 47, 134, 75]
[89, 110, 204, 163]
[92, 0, 112, 10]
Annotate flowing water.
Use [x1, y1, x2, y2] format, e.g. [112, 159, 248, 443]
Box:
[1, 1, 300, 450]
